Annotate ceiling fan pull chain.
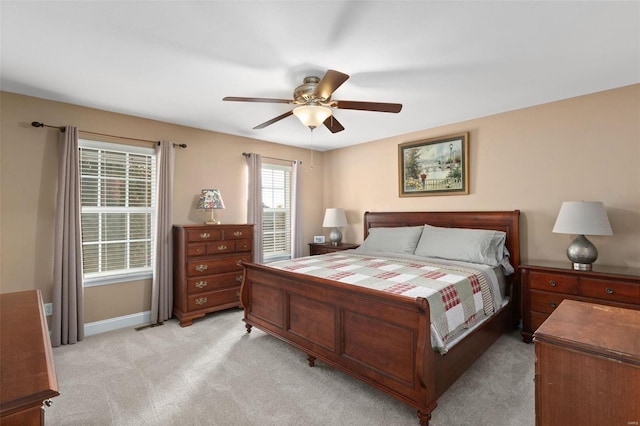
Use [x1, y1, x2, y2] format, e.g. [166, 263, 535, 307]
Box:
[309, 128, 315, 170]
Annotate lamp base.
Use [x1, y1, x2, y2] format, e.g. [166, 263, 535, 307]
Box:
[566, 234, 597, 271]
[329, 227, 343, 246]
[204, 210, 220, 225]
[572, 262, 593, 271]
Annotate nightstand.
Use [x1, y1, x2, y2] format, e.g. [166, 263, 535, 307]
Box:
[520, 260, 640, 342]
[308, 242, 359, 256]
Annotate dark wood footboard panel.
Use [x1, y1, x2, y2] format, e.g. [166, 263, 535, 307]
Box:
[241, 262, 438, 418]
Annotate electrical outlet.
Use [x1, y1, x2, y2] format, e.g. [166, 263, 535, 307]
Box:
[43, 303, 53, 316]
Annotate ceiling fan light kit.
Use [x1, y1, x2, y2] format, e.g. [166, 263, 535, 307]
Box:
[293, 105, 332, 129]
[223, 69, 402, 133]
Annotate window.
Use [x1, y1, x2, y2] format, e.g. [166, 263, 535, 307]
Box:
[262, 163, 291, 262]
[79, 140, 156, 286]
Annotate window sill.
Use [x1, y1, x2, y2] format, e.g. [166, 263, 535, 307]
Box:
[83, 271, 152, 287]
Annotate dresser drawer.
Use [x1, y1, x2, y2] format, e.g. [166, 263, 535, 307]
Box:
[187, 228, 222, 242]
[187, 272, 245, 294]
[530, 290, 579, 314]
[528, 271, 578, 294]
[187, 255, 250, 277]
[188, 243, 207, 257]
[224, 227, 253, 240]
[580, 278, 640, 304]
[187, 287, 241, 311]
[206, 240, 236, 255]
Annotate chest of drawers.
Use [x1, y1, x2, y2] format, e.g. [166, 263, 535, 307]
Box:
[520, 261, 640, 342]
[173, 224, 253, 326]
[533, 300, 640, 426]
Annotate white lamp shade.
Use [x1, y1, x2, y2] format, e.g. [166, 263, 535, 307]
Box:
[552, 201, 613, 236]
[293, 105, 332, 129]
[323, 208, 348, 227]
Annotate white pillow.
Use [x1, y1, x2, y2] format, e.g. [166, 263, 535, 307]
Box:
[414, 224, 508, 268]
[356, 226, 424, 254]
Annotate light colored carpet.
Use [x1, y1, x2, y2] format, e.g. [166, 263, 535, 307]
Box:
[48, 309, 534, 425]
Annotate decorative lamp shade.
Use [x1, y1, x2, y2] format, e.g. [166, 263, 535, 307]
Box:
[323, 208, 348, 227]
[198, 189, 225, 210]
[293, 105, 332, 129]
[552, 201, 612, 236]
[197, 189, 224, 224]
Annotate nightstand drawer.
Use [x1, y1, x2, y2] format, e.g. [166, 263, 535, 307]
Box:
[528, 271, 578, 294]
[530, 290, 578, 314]
[581, 278, 640, 304]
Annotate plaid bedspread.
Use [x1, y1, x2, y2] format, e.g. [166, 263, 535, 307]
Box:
[268, 252, 496, 353]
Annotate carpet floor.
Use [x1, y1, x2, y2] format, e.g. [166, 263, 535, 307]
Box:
[48, 309, 534, 425]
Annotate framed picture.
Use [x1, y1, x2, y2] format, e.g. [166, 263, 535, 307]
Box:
[313, 235, 325, 243]
[398, 132, 469, 197]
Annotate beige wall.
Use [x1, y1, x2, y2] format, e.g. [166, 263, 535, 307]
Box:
[0, 92, 325, 322]
[324, 84, 640, 268]
[2, 85, 639, 323]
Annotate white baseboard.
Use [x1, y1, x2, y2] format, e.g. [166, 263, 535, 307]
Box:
[84, 310, 151, 337]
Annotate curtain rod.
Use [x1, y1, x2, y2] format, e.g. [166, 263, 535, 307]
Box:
[242, 152, 301, 164]
[31, 122, 187, 148]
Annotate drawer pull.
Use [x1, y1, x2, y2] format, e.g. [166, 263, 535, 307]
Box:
[605, 287, 614, 294]
[236, 275, 243, 282]
[549, 302, 557, 308]
[236, 292, 240, 297]
[195, 297, 207, 305]
[236, 260, 243, 266]
[234, 231, 243, 236]
[195, 281, 208, 289]
[218, 245, 228, 251]
[200, 232, 210, 239]
[549, 280, 557, 287]
[195, 264, 208, 272]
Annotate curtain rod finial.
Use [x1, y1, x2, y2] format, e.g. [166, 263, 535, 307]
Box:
[31, 121, 44, 128]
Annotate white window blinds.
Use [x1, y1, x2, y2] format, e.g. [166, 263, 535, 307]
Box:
[262, 163, 291, 262]
[79, 140, 156, 285]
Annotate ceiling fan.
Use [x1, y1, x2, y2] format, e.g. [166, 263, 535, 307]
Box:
[223, 69, 402, 133]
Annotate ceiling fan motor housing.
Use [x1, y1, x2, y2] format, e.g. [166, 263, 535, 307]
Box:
[294, 76, 325, 103]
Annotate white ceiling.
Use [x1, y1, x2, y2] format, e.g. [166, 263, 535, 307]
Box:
[1, 1, 638, 151]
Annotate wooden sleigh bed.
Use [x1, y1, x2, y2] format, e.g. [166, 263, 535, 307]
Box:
[240, 210, 520, 425]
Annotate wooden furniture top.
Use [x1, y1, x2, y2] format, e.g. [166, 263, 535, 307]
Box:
[0, 290, 59, 417]
[534, 299, 640, 364]
[521, 260, 640, 279]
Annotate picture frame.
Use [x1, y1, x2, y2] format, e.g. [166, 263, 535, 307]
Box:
[313, 235, 325, 244]
[398, 132, 469, 197]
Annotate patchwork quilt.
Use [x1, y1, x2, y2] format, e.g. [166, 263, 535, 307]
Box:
[269, 251, 496, 353]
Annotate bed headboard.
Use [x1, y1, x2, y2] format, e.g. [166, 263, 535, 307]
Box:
[363, 210, 521, 269]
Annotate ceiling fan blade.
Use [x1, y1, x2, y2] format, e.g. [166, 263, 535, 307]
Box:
[223, 96, 293, 104]
[314, 69, 349, 100]
[323, 115, 345, 133]
[335, 100, 402, 113]
[253, 110, 294, 129]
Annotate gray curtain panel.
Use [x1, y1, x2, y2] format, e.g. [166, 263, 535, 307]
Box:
[291, 160, 304, 258]
[245, 153, 263, 263]
[151, 141, 175, 324]
[51, 126, 84, 347]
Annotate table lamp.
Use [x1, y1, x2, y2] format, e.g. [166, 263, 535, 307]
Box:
[323, 208, 348, 246]
[198, 189, 225, 224]
[552, 201, 613, 271]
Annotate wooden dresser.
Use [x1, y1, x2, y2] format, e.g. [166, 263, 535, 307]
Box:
[533, 300, 640, 426]
[520, 261, 640, 342]
[308, 242, 359, 255]
[0, 290, 59, 425]
[173, 224, 253, 327]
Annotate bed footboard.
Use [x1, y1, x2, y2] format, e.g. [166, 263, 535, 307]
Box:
[241, 261, 438, 425]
